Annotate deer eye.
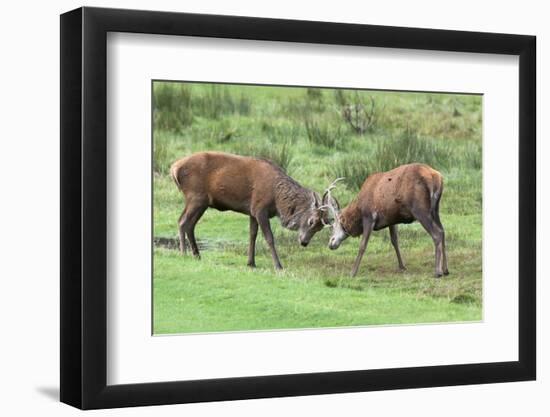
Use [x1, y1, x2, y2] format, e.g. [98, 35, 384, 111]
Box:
[308, 218, 314, 226]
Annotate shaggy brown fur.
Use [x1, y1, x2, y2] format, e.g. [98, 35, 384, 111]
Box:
[328, 163, 449, 277]
[170, 151, 326, 269]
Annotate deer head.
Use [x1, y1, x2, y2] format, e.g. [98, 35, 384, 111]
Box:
[319, 178, 349, 250]
[296, 192, 328, 247]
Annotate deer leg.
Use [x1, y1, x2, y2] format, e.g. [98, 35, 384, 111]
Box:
[413, 210, 445, 278]
[350, 218, 374, 278]
[185, 206, 207, 258]
[389, 225, 406, 271]
[442, 239, 449, 275]
[434, 227, 445, 277]
[256, 211, 283, 270]
[432, 207, 449, 275]
[438, 224, 449, 276]
[247, 216, 259, 267]
[177, 207, 189, 254]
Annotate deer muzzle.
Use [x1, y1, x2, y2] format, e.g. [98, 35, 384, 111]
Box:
[328, 237, 340, 250]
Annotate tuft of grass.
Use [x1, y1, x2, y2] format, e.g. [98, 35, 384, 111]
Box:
[324, 277, 364, 291]
[153, 83, 253, 131]
[262, 123, 301, 145]
[461, 141, 482, 170]
[451, 294, 478, 305]
[281, 89, 327, 120]
[194, 85, 251, 119]
[443, 169, 482, 215]
[153, 134, 171, 174]
[207, 118, 239, 144]
[331, 129, 458, 191]
[233, 140, 294, 173]
[305, 88, 326, 112]
[330, 155, 371, 191]
[304, 117, 345, 148]
[372, 128, 454, 173]
[153, 82, 193, 133]
[306, 87, 323, 100]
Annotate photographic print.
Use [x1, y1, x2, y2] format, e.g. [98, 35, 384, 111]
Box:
[152, 81, 482, 335]
[61, 8, 535, 407]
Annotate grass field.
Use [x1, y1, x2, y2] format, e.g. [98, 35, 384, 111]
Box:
[152, 82, 483, 334]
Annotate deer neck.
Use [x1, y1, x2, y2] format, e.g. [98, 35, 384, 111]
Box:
[340, 203, 363, 237]
[274, 177, 316, 230]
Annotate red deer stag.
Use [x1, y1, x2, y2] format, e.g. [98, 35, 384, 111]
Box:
[323, 163, 449, 277]
[170, 151, 328, 269]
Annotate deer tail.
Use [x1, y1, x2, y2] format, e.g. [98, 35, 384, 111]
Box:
[170, 162, 182, 189]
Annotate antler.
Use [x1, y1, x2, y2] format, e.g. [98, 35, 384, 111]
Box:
[326, 177, 345, 193]
[319, 178, 344, 227]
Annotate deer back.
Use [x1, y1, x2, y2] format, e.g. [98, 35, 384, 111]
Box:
[171, 152, 282, 214]
[355, 163, 442, 228]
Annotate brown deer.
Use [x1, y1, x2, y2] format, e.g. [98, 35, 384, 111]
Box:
[323, 163, 449, 278]
[170, 151, 328, 269]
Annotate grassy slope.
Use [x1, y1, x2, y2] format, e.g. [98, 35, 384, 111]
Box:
[153, 83, 483, 334]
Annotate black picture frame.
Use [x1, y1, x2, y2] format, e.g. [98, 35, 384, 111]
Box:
[60, 6, 536, 410]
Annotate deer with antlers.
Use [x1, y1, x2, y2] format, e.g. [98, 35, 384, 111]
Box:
[322, 163, 449, 278]
[170, 151, 330, 270]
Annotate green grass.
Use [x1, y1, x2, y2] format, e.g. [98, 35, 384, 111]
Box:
[152, 82, 483, 334]
[154, 247, 480, 334]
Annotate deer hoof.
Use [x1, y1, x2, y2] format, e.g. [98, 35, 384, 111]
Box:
[399, 266, 407, 272]
[434, 272, 443, 278]
[247, 262, 256, 268]
[443, 270, 450, 276]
